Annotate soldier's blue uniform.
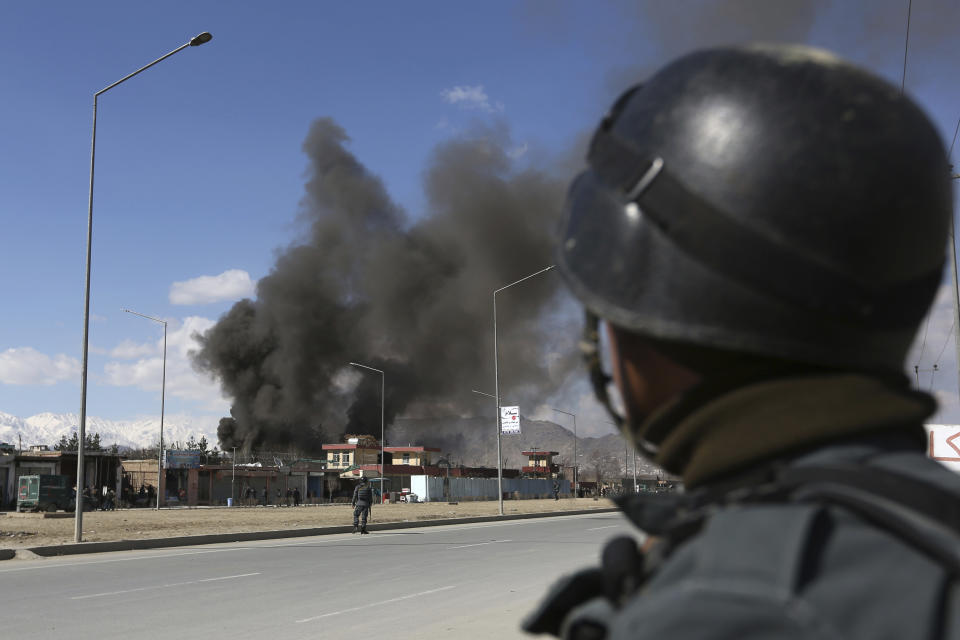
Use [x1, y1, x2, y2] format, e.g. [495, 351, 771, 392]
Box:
[525, 44, 960, 639]
[527, 376, 960, 638]
[352, 479, 373, 534]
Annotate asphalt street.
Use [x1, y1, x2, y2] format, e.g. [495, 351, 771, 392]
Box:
[0, 510, 637, 639]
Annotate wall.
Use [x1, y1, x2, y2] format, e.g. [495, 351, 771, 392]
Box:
[0, 453, 15, 509]
[409, 476, 570, 501]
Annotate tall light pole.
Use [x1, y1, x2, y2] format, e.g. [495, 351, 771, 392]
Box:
[600, 419, 626, 492]
[493, 265, 554, 516]
[349, 362, 385, 485]
[550, 407, 577, 497]
[123, 309, 167, 510]
[471, 389, 501, 503]
[75, 32, 213, 542]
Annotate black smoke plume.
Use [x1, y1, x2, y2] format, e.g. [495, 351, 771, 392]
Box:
[194, 119, 576, 451]
[196, 2, 900, 453]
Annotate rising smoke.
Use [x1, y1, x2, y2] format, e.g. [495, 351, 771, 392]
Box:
[193, 119, 577, 451]
[195, 1, 950, 452]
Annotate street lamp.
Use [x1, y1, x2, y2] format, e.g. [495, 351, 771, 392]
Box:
[349, 362, 385, 484]
[75, 32, 212, 542]
[599, 419, 629, 493]
[493, 265, 554, 516]
[123, 309, 167, 510]
[550, 407, 577, 497]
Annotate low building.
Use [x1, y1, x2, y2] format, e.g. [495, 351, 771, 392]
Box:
[322, 434, 380, 471]
[2, 449, 123, 510]
[0, 442, 16, 510]
[521, 450, 560, 477]
[120, 457, 337, 507]
[385, 445, 440, 466]
[634, 473, 678, 492]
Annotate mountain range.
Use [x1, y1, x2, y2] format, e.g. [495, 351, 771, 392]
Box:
[0, 412, 219, 451]
[0, 411, 665, 479]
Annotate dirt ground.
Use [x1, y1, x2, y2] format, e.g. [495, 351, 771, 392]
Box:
[0, 498, 615, 549]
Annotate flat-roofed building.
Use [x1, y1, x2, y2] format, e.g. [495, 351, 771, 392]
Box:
[521, 450, 560, 477]
[322, 434, 381, 471]
[384, 446, 440, 466]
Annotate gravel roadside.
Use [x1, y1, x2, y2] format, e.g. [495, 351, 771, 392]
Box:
[0, 497, 615, 549]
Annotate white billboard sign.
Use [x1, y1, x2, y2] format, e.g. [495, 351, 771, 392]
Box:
[926, 424, 960, 474]
[500, 406, 521, 435]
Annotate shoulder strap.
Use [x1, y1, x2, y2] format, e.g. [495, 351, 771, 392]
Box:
[780, 463, 960, 532]
[778, 464, 960, 574]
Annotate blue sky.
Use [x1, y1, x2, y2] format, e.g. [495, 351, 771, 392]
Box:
[2, 0, 960, 439]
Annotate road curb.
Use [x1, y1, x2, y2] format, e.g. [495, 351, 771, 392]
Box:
[3, 507, 618, 559]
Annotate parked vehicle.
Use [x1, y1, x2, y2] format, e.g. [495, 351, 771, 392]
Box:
[16, 475, 91, 513]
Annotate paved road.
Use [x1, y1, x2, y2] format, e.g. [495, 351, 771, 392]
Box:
[1, 511, 637, 639]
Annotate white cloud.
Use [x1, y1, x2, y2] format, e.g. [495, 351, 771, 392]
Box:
[440, 85, 504, 113]
[110, 339, 157, 359]
[169, 269, 255, 306]
[104, 316, 230, 412]
[507, 142, 529, 159]
[0, 347, 80, 386]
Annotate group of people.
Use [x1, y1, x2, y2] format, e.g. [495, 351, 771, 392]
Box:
[236, 485, 317, 507]
[70, 484, 117, 510]
[118, 484, 155, 508]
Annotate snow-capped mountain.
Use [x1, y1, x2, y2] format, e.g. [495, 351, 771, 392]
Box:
[0, 411, 220, 450]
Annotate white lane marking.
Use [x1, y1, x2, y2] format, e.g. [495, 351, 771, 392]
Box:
[586, 525, 620, 531]
[296, 585, 456, 623]
[286, 532, 404, 545]
[450, 539, 512, 549]
[0, 548, 244, 574]
[70, 572, 261, 600]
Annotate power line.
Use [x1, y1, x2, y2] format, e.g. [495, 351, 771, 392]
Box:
[900, 0, 913, 94]
[933, 317, 956, 366]
[915, 312, 933, 367]
[948, 116, 960, 160]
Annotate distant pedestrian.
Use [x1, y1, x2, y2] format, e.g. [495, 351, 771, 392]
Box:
[276, 488, 282, 506]
[552, 480, 560, 501]
[293, 488, 301, 507]
[352, 478, 373, 534]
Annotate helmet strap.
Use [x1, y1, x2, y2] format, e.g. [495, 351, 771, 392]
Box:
[582, 310, 659, 459]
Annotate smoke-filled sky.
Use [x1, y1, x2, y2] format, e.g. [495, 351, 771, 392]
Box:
[3, 1, 960, 448]
[194, 118, 576, 449]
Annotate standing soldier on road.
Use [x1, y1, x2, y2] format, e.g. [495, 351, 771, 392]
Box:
[352, 477, 373, 534]
[524, 44, 960, 639]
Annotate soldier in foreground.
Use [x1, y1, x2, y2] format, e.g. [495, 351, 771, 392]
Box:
[352, 477, 373, 534]
[524, 44, 960, 639]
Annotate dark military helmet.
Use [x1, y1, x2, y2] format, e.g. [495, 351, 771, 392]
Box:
[359, 477, 368, 484]
[558, 44, 952, 373]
